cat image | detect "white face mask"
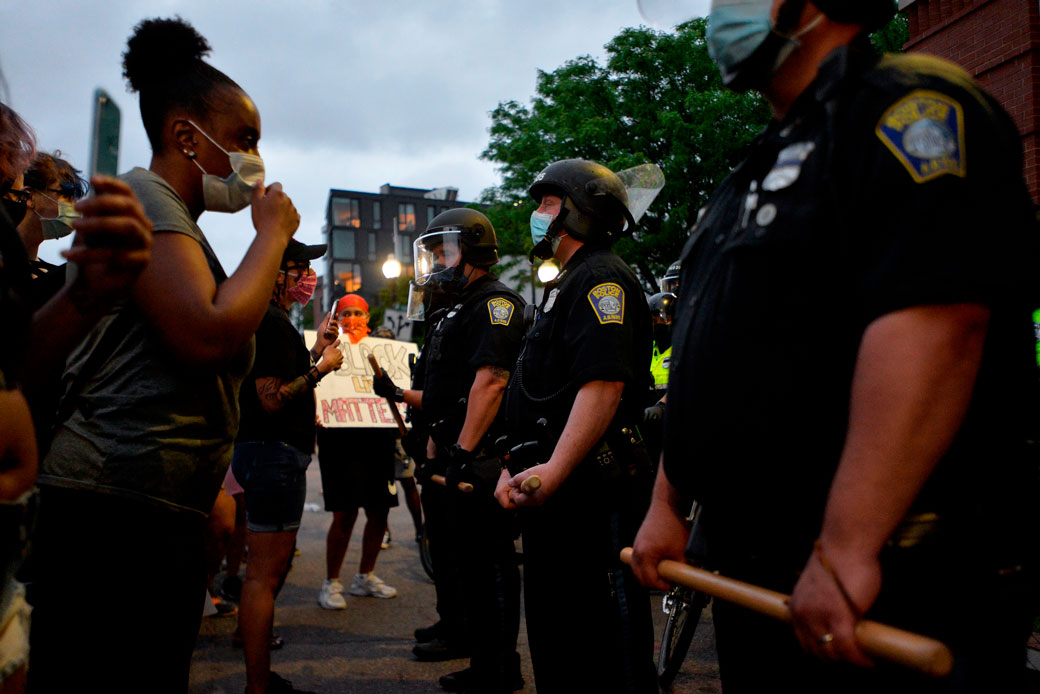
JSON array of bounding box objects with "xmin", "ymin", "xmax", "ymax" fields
[
  {"xmin": 33, "ymin": 192, "xmax": 81, "ymax": 240},
  {"xmin": 187, "ymin": 120, "xmax": 265, "ymax": 213},
  {"xmin": 40, "ymin": 200, "xmax": 81, "ymax": 239}
]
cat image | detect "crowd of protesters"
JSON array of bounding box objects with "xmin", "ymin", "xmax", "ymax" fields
[{"xmin": 4, "ymin": 4, "xmax": 1040, "ymax": 694}]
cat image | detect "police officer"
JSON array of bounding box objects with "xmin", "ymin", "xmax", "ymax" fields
[
  {"xmin": 631, "ymin": 2, "xmax": 1040, "ymax": 692},
  {"xmin": 496, "ymin": 159, "xmax": 656, "ymax": 693},
  {"xmin": 373, "ymin": 208, "xmax": 526, "ymax": 692},
  {"xmin": 642, "ymin": 291, "xmax": 675, "ymax": 461}
]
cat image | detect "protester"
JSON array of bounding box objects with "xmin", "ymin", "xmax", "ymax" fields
[
  {"xmin": 631, "ymin": 1, "xmax": 1040, "ymax": 692},
  {"xmin": 317, "ymin": 294, "xmax": 399, "ymax": 610},
  {"xmin": 28, "ymin": 16, "xmax": 299, "ymax": 693},
  {"xmin": 2, "ymin": 94, "xmax": 151, "ymax": 692},
  {"xmin": 495, "ymin": 159, "xmax": 657, "ymax": 693},
  {"xmin": 233, "ymin": 239, "xmax": 341, "ymax": 694}
]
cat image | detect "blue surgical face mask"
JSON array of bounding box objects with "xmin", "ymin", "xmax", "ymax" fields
[
  {"xmin": 707, "ymin": 0, "xmax": 822, "ymax": 89},
  {"xmin": 530, "ymin": 210, "xmax": 554, "ymax": 246}
]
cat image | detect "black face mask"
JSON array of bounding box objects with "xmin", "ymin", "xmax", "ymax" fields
[
  {"xmin": 1, "ymin": 198, "xmax": 27, "ymax": 226},
  {"xmin": 653, "ymin": 323, "xmax": 672, "ymax": 351},
  {"xmin": 427, "ymin": 263, "xmax": 468, "ymax": 294}
]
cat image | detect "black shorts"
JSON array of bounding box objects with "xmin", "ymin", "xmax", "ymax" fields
[{"xmin": 316, "ymin": 428, "xmax": 399, "ymax": 513}]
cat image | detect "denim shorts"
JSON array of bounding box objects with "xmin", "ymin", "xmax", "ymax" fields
[{"xmin": 231, "ymin": 441, "xmax": 311, "ymax": 533}]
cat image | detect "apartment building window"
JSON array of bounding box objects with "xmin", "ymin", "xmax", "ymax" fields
[
  {"xmin": 333, "ymin": 261, "xmax": 362, "ymax": 293},
  {"xmin": 395, "ymin": 233, "xmax": 413, "ymax": 263},
  {"xmin": 367, "ymin": 232, "xmax": 377, "ymax": 261},
  {"xmin": 332, "ymin": 198, "xmax": 360, "ymax": 228},
  {"xmin": 372, "ymin": 201, "xmax": 381, "ymax": 229},
  {"xmin": 332, "ymin": 229, "xmax": 355, "ymax": 260},
  {"xmin": 426, "ymin": 205, "xmax": 436, "ymax": 226},
  {"xmin": 397, "ymin": 203, "xmax": 416, "ymax": 232}
]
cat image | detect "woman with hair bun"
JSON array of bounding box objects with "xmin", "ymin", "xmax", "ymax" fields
[{"xmin": 29, "ymin": 17, "xmax": 301, "ymax": 693}]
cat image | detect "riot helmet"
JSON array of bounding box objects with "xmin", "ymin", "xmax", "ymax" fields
[
  {"xmin": 648, "ymin": 292, "xmax": 676, "ymax": 325},
  {"xmin": 527, "ymin": 159, "xmax": 636, "ymax": 259},
  {"xmin": 660, "ymin": 260, "xmax": 681, "ymax": 295},
  {"xmin": 413, "ymin": 207, "xmax": 499, "ymax": 292}
]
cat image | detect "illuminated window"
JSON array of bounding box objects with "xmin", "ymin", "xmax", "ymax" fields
[
  {"xmin": 397, "ymin": 203, "xmax": 416, "ymax": 232},
  {"xmin": 372, "ymin": 201, "xmax": 381, "ymax": 229},
  {"xmin": 332, "ymin": 229, "xmax": 355, "ymax": 260},
  {"xmin": 333, "ymin": 261, "xmax": 363, "ymax": 293},
  {"xmin": 332, "ymin": 198, "xmax": 360, "ymax": 228}
]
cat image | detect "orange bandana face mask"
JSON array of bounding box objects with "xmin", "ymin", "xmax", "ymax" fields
[{"xmin": 336, "ymin": 294, "xmax": 371, "ymax": 344}]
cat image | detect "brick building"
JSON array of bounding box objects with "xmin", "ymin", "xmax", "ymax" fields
[{"xmin": 900, "ymin": 0, "xmax": 1040, "ymax": 203}]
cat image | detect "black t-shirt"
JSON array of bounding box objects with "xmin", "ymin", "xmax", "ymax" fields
[
  {"xmin": 421, "ymin": 275, "xmax": 525, "ymax": 445},
  {"xmin": 505, "ymin": 245, "xmax": 652, "ymax": 443},
  {"xmin": 237, "ymin": 303, "xmax": 316, "ymax": 454},
  {"xmin": 663, "ymin": 42, "xmax": 1040, "ymax": 562}
]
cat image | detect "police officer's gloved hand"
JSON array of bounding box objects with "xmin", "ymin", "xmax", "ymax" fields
[
  {"xmin": 414, "ymin": 459, "xmax": 434, "ymax": 485},
  {"xmin": 444, "ymin": 444, "xmax": 476, "ymax": 495},
  {"xmin": 643, "ymin": 401, "xmax": 665, "ymax": 423},
  {"xmin": 372, "ymin": 372, "xmax": 404, "ymax": 402}
]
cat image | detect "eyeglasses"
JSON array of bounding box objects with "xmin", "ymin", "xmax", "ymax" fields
[
  {"xmin": 3, "ymin": 189, "xmax": 31, "ymax": 204},
  {"xmin": 281, "ymin": 266, "xmax": 314, "ymax": 279}
]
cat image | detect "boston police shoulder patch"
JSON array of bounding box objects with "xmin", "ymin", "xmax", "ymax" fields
[
  {"xmin": 876, "ymin": 89, "xmax": 966, "ymax": 183},
  {"xmin": 488, "ymin": 297, "xmax": 514, "ymax": 326},
  {"xmin": 587, "ymin": 282, "xmax": 625, "ymax": 325}
]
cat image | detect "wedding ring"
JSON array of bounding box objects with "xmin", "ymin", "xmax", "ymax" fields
[{"xmin": 818, "ymin": 633, "xmax": 835, "ymax": 645}]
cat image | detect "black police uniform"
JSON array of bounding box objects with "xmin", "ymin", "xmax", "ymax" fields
[
  {"xmin": 504, "ymin": 245, "xmax": 656, "ymax": 694},
  {"xmin": 419, "ymin": 274, "xmax": 525, "ymax": 689},
  {"xmin": 664, "ymin": 39, "xmax": 1040, "ymax": 692}
]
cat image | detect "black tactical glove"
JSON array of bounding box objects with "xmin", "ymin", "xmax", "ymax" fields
[
  {"xmin": 372, "ymin": 371, "xmax": 404, "ymax": 402},
  {"xmin": 643, "ymin": 401, "xmax": 665, "ymax": 423},
  {"xmin": 444, "ymin": 444, "xmax": 475, "ymax": 494},
  {"xmin": 415, "ymin": 455, "xmax": 446, "ymax": 486}
]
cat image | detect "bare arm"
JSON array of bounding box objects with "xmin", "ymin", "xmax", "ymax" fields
[
  {"xmin": 133, "ymin": 183, "xmax": 298, "ymax": 367},
  {"xmin": 254, "ymin": 340, "xmax": 342, "ymax": 415},
  {"xmin": 509, "ymin": 379, "xmax": 624, "ymax": 505},
  {"xmin": 456, "ymin": 366, "xmax": 510, "ymax": 451},
  {"xmin": 0, "ymin": 389, "xmax": 38, "ymax": 502},
  {"xmin": 789, "ymin": 303, "xmax": 989, "ymax": 665}
]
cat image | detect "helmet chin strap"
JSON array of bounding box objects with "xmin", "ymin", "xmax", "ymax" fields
[{"xmin": 530, "ymin": 204, "xmax": 571, "ymax": 261}]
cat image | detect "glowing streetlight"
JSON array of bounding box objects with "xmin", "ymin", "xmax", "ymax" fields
[
  {"xmin": 537, "ymin": 259, "xmax": 560, "ymax": 283},
  {"xmin": 382, "ymin": 254, "xmax": 402, "ymax": 279}
]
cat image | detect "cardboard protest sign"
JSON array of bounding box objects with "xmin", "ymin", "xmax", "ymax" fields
[{"xmin": 305, "ymin": 330, "xmax": 418, "ymax": 429}]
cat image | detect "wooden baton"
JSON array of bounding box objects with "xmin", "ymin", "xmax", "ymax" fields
[
  {"xmin": 618, "ymin": 548, "xmax": 953, "ymax": 678},
  {"xmin": 366, "ymin": 354, "xmax": 407, "ymax": 437},
  {"xmin": 430, "ymin": 474, "xmax": 474, "ymax": 494},
  {"xmin": 518, "ymin": 475, "xmax": 542, "ymax": 495}
]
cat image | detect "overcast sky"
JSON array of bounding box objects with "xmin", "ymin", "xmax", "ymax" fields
[{"xmin": 3, "ymin": 0, "xmax": 709, "ymax": 272}]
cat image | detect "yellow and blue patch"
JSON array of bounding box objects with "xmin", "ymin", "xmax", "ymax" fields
[
  {"xmin": 876, "ymin": 89, "xmax": 966, "ymax": 183},
  {"xmin": 587, "ymin": 283, "xmax": 625, "ymax": 325},
  {"xmin": 488, "ymin": 297, "xmax": 515, "ymax": 326}
]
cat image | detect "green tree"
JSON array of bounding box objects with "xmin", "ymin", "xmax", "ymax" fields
[
  {"xmin": 481, "ymin": 19, "xmax": 771, "ymax": 291},
  {"xmin": 871, "ymin": 12, "xmax": 910, "ymax": 54}
]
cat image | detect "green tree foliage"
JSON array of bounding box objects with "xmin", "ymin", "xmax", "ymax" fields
[
  {"xmin": 480, "ymin": 19, "xmax": 771, "ymax": 291},
  {"xmin": 871, "ymin": 12, "xmax": 910, "ymax": 54}
]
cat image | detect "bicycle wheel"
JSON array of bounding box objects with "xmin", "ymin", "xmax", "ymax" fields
[
  {"xmin": 418, "ymin": 522, "xmax": 435, "ymax": 580},
  {"xmin": 657, "ymin": 587, "xmax": 706, "ymax": 687}
]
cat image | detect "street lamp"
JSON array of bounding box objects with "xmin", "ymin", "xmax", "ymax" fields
[
  {"xmin": 537, "ymin": 258, "xmax": 560, "ymax": 283},
  {"xmin": 382, "ymin": 253, "xmax": 401, "ymax": 279}
]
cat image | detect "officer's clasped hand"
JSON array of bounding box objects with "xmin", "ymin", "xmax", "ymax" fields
[
  {"xmin": 643, "ymin": 401, "xmax": 665, "ymax": 423},
  {"xmin": 372, "ymin": 371, "xmax": 404, "ymax": 402},
  {"xmin": 444, "ymin": 444, "xmax": 476, "ymax": 494}
]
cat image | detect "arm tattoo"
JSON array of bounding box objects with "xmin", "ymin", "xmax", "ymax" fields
[{"xmin": 255, "ymin": 375, "xmax": 311, "ymax": 413}]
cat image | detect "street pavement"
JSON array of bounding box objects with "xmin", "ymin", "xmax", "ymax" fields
[{"xmin": 189, "ymin": 462, "xmax": 722, "ymax": 693}]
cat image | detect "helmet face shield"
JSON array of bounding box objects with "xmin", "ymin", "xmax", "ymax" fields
[
  {"xmin": 413, "ymin": 230, "xmax": 464, "ymax": 287},
  {"xmin": 660, "ymin": 276, "xmax": 680, "ymax": 294}
]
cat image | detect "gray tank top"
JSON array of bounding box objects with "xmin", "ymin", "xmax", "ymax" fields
[{"xmin": 40, "ymin": 168, "xmax": 255, "ymax": 516}]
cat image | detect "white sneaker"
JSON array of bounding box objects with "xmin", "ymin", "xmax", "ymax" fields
[
  {"xmin": 348, "ymin": 572, "xmax": 397, "ymax": 599},
  {"xmin": 318, "ymin": 579, "xmax": 347, "ymax": 610}
]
